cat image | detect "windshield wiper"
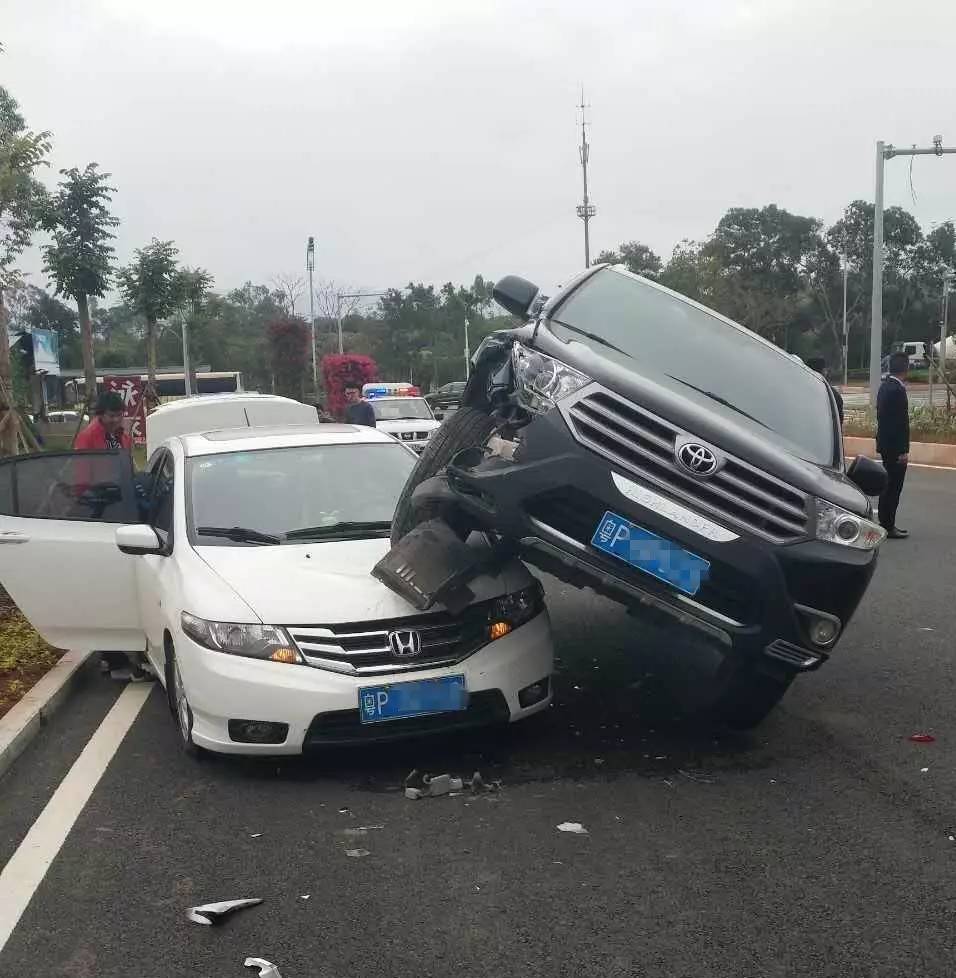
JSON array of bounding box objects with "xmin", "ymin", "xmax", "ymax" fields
[
  {"xmin": 196, "ymin": 526, "xmax": 282, "ymax": 545},
  {"xmin": 550, "ymin": 319, "xmax": 631, "ymax": 358},
  {"xmin": 664, "ymin": 376, "xmax": 772, "ymax": 430},
  {"xmin": 284, "ymin": 520, "xmax": 392, "ymax": 541}
]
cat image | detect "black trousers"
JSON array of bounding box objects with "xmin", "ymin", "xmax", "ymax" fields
[{"xmin": 879, "ymin": 455, "xmax": 908, "ymax": 530}]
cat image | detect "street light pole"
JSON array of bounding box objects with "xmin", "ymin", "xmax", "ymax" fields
[
  {"xmin": 464, "ymin": 315, "xmax": 470, "ymax": 380},
  {"xmin": 943, "ymin": 269, "xmax": 953, "ymax": 412},
  {"xmin": 182, "ymin": 312, "xmax": 193, "ymax": 397},
  {"xmin": 841, "ymin": 251, "xmax": 849, "ymax": 388},
  {"xmin": 869, "ymin": 137, "xmax": 956, "ymax": 407},
  {"xmin": 306, "ymin": 237, "xmax": 317, "ymax": 395},
  {"xmin": 336, "ymin": 293, "xmax": 343, "ymax": 355}
]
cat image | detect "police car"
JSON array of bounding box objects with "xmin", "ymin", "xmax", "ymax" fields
[{"xmin": 362, "ymin": 384, "xmax": 442, "ymax": 454}]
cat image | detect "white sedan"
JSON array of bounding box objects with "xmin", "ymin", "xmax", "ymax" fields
[{"xmin": 0, "ymin": 424, "xmax": 554, "ymax": 755}]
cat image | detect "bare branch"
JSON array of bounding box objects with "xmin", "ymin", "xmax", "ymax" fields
[{"xmin": 272, "ymin": 273, "xmax": 305, "ymax": 316}]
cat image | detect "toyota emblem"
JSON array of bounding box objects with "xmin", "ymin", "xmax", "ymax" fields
[
  {"xmin": 676, "ymin": 442, "xmax": 719, "ymax": 476},
  {"xmin": 388, "ymin": 629, "xmax": 423, "ymax": 657}
]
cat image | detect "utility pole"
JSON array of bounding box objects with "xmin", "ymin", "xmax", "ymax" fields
[
  {"xmin": 306, "ymin": 236, "xmax": 317, "ymax": 394},
  {"xmin": 841, "ymin": 250, "xmax": 849, "ymax": 388},
  {"xmin": 182, "ymin": 312, "xmax": 192, "ymax": 397},
  {"xmin": 464, "ymin": 315, "xmax": 470, "ymax": 380},
  {"xmin": 869, "ymin": 136, "xmax": 956, "ymax": 407},
  {"xmin": 575, "ymin": 89, "xmax": 596, "ymax": 268},
  {"xmin": 943, "ymin": 268, "xmax": 953, "ymax": 412}
]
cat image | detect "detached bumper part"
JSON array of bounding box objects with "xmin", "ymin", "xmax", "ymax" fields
[
  {"xmin": 245, "ymin": 959, "xmax": 284, "ymax": 978},
  {"xmin": 186, "ymin": 898, "xmax": 263, "ymax": 925}
]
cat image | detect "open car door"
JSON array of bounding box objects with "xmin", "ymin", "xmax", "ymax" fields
[{"xmin": 0, "ymin": 450, "xmax": 146, "ymax": 652}]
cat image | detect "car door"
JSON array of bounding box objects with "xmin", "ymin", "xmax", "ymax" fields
[
  {"xmin": 134, "ymin": 449, "xmax": 178, "ymax": 665},
  {"xmin": 0, "ymin": 450, "xmax": 146, "ymax": 652}
]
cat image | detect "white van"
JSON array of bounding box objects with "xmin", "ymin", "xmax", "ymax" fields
[{"xmin": 146, "ymin": 394, "xmax": 318, "ymax": 457}]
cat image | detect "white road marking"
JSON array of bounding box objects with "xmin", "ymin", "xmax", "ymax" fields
[{"xmin": 0, "ymin": 683, "xmax": 152, "ymax": 953}]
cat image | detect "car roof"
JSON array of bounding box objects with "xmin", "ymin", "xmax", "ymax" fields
[
  {"xmin": 176, "ymin": 423, "xmax": 398, "ymax": 457},
  {"xmin": 371, "ymin": 395, "xmax": 428, "ymax": 402},
  {"xmin": 150, "ymin": 393, "xmax": 301, "ymax": 418}
]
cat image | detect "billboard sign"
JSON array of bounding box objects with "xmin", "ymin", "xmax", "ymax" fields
[
  {"xmin": 104, "ymin": 375, "xmax": 147, "ymax": 445},
  {"xmin": 31, "ymin": 329, "xmax": 60, "ymax": 376}
]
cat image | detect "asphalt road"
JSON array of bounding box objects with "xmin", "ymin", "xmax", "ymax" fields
[{"xmin": 1, "ymin": 467, "xmax": 955, "ymax": 978}]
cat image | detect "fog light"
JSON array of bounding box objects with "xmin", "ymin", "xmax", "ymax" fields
[
  {"xmin": 228, "ymin": 719, "xmax": 289, "ymax": 744},
  {"xmin": 518, "ymin": 677, "xmax": 550, "ymax": 708},
  {"xmin": 489, "ymin": 621, "xmax": 512, "ymax": 641},
  {"xmin": 809, "ymin": 618, "xmax": 840, "ymax": 646},
  {"xmin": 269, "ymin": 647, "xmax": 299, "ymax": 664}
]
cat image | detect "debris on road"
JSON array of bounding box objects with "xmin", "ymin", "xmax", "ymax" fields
[
  {"xmin": 299, "ymin": 894, "xmax": 311, "ymax": 901},
  {"xmin": 556, "ymin": 822, "xmax": 588, "ymax": 835},
  {"xmin": 678, "ymin": 768, "xmax": 716, "ymax": 785},
  {"xmin": 921, "ymin": 767, "xmax": 930, "ymax": 773},
  {"xmin": 186, "ymin": 898, "xmax": 263, "ymax": 926},
  {"xmin": 345, "ymin": 848, "xmax": 371, "ymax": 858},
  {"xmin": 250, "ymin": 833, "xmax": 262, "ymax": 838},
  {"xmin": 244, "ymin": 957, "xmax": 284, "ymax": 978},
  {"xmin": 404, "ymin": 769, "xmax": 464, "ymax": 799},
  {"xmin": 909, "ymin": 733, "xmax": 936, "ymax": 743},
  {"xmin": 337, "ymin": 807, "xmax": 351, "ymax": 815}
]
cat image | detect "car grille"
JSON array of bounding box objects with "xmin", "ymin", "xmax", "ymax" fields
[
  {"xmin": 525, "ymin": 487, "xmax": 759, "ymax": 624},
  {"xmin": 304, "ymin": 690, "xmax": 510, "ymax": 746},
  {"xmin": 288, "ymin": 607, "xmax": 490, "ymax": 676},
  {"xmin": 399, "ymin": 431, "xmax": 430, "ymax": 441},
  {"xmin": 563, "ymin": 389, "xmax": 809, "ymax": 543}
]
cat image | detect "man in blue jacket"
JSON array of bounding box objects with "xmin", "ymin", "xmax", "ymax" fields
[{"xmin": 876, "ymin": 352, "xmax": 910, "ymax": 539}]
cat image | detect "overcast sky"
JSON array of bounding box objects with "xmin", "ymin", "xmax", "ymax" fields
[{"xmin": 4, "ymin": 0, "xmax": 955, "ymax": 303}]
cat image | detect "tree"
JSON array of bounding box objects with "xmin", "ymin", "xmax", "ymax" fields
[
  {"xmin": 595, "ymin": 241, "xmax": 663, "ymax": 279},
  {"xmin": 321, "ymin": 354, "xmax": 377, "ymax": 417},
  {"xmin": 0, "ymin": 80, "xmax": 49, "ymax": 451},
  {"xmin": 266, "ymin": 314, "xmax": 310, "ymax": 398},
  {"xmin": 117, "ymin": 239, "xmax": 180, "ymax": 403},
  {"xmin": 272, "ymin": 273, "xmax": 304, "ymax": 316},
  {"xmin": 42, "ymin": 164, "xmax": 117, "ymax": 420}
]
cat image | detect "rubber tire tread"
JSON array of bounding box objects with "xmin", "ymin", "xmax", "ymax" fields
[{"xmin": 390, "ymin": 407, "xmax": 496, "ymax": 544}]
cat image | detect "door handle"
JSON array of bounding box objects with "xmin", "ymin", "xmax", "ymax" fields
[{"xmin": 0, "ymin": 531, "xmax": 29, "ymax": 545}]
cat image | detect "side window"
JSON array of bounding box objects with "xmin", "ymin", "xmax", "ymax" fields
[
  {"xmin": 0, "ymin": 452, "xmax": 137, "ymax": 523},
  {"xmin": 150, "ymin": 453, "xmax": 175, "ymax": 542}
]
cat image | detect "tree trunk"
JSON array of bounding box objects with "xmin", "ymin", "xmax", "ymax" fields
[
  {"xmin": 77, "ymin": 292, "xmax": 97, "ymax": 409},
  {"xmin": 146, "ymin": 316, "xmax": 158, "ymax": 409},
  {"xmin": 0, "ymin": 286, "xmax": 18, "ymax": 455}
]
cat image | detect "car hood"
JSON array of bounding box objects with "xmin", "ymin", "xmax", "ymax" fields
[
  {"xmin": 195, "ymin": 537, "xmax": 525, "ymax": 624},
  {"xmin": 376, "ymin": 418, "xmax": 440, "ymax": 433}
]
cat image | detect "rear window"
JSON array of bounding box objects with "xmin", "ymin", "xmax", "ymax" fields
[{"xmin": 550, "ymin": 268, "xmax": 835, "ymax": 464}]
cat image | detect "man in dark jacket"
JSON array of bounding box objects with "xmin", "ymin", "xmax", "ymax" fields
[
  {"xmin": 876, "ymin": 351, "xmax": 910, "ymax": 539},
  {"xmin": 343, "ymin": 382, "xmax": 376, "ymax": 427}
]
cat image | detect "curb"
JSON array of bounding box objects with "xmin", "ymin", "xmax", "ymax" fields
[
  {"xmin": 843, "ymin": 436, "xmax": 956, "ymax": 469},
  {"xmin": 0, "ymin": 650, "xmax": 93, "ymax": 780}
]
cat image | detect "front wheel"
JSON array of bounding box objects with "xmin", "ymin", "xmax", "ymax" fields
[
  {"xmin": 390, "ymin": 406, "xmax": 496, "ymax": 544},
  {"xmin": 709, "ymin": 668, "xmax": 793, "ymax": 730},
  {"xmin": 166, "ymin": 648, "xmax": 204, "ymax": 758}
]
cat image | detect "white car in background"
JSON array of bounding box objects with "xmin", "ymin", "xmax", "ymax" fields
[
  {"xmin": 368, "ymin": 396, "xmax": 442, "ymax": 453},
  {"xmin": 0, "ymin": 424, "xmax": 553, "ymax": 756}
]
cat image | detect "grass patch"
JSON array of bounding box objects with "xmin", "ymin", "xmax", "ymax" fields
[
  {"xmin": 0, "ymin": 596, "xmax": 64, "ymax": 719},
  {"xmin": 844, "ymin": 406, "xmax": 956, "ymax": 445}
]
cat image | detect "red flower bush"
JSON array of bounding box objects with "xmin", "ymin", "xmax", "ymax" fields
[{"xmin": 321, "ymin": 354, "xmax": 378, "ymax": 418}]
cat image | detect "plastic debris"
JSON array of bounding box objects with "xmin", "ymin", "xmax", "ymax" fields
[
  {"xmin": 556, "ymin": 822, "xmax": 588, "ymax": 834},
  {"xmin": 337, "ymin": 807, "xmax": 351, "ymax": 815},
  {"xmin": 921, "ymin": 767, "xmax": 930, "ymax": 773},
  {"xmin": 244, "ymin": 958, "xmax": 284, "ymax": 978},
  {"xmin": 345, "ymin": 848, "xmax": 371, "ymax": 858},
  {"xmin": 342, "ymin": 825, "xmax": 384, "ymax": 836},
  {"xmin": 186, "ymin": 898, "xmax": 262, "ymax": 926},
  {"xmin": 300, "ymin": 894, "xmax": 311, "ymax": 901},
  {"xmin": 909, "ymin": 733, "xmax": 936, "ymax": 743},
  {"xmin": 250, "ymin": 833, "xmax": 262, "ymax": 838},
  {"xmin": 403, "ymin": 770, "xmax": 464, "ymax": 799}
]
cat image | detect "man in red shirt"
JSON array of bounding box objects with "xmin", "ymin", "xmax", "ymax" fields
[{"xmin": 75, "ymin": 391, "xmax": 132, "ymax": 451}]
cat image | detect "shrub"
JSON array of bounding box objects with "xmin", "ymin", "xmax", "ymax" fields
[{"xmin": 321, "ymin": 354, "xmax": 378, "ymax": 418}]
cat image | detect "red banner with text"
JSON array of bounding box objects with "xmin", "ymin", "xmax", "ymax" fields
[{"xmin": 104, "ymin": 376, "xmax": 147, "ymax": 445}]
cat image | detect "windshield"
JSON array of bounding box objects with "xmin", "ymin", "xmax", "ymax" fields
[
  {"xmin": 187, "ymin": 443, "xmax": 416, "ymax": 545},
  {"xmin": 550, "ymin": 268, "xmax": 834, "ymax": 464},
  {"xmin": 370, "ymin": 398, "xmax": 434, "ymax": 421}
]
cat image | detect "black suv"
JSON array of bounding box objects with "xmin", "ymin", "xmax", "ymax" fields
[
  {"xmin": 427, "ymin": 381, "xmax": 467, "ymax": 411},
  {"xmin": 375, "ymin": 265, "xmax": 887, "ymax": 727}
]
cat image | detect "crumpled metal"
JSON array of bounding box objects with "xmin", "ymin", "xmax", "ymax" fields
[{"xmin": 185, "ymin": 898, "xmax": 263, "ymax": 925}]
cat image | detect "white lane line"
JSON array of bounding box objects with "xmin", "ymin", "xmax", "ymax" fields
[{"xmin": 0, "ymin": 683, "xmax": 152, "ymax": 953}]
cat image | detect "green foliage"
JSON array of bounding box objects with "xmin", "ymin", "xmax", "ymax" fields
[
  {"xmin": 41, "ymin": 164, "xmax": 117, "ymax": 301},
  {"xmin": 844, "ymin": 406, "xmax": 956, "ymax": 445},
  {"xmin": 117, "ymin": 238, "xmax": 180, "ymax": 324},
  {"xmin": 0, "ymin": 85, "xmax": 50, "ymax": 288},
  {"xmin": 266, "ymin": 314, "xmax": 310, "ymax": 397},
  {"xmin": 595, "ymin": 241, "xmax": 663, "ymax": 279}
]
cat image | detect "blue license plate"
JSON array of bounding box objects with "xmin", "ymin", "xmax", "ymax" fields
[
  {"xmin": 358, "ymin": 675, "xmax": 468, "ymax": 724},
  {"xmin": 590, "ymin": 510, "xmax": 710, "ymax": 596}
]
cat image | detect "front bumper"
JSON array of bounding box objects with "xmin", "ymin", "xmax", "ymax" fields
[
  {"xmin": 408, "ymin": 407, "xmax": 878, "ymax": 675},
  {"xmin": 175, "ymin": 612, "xmax": 553, "ymax": 755}
]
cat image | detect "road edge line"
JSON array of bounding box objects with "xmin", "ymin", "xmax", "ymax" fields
[{"xmin": 0, "ymin": 650, "xmax": 94, "ymax": 781}]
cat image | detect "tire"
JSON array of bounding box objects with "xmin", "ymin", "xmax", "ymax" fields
[
  {"xmin": 710, "ymin": 667, "xmax": 793, "ymax": 730},
  {"xmin": 166, "ymin": 647, "xmax": 204, "ymax": 758},
  {"xmin": 390, "ymin": 406, "xmax": 497, "ymax": 544}
]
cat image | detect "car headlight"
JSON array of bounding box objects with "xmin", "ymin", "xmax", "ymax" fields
[
  {"xmin": 814, "ymin": 499, "xmax": 886, "ymax": 551},
  {"xmin": 512, "ymin": 343, "xmax": 590, "ymax": 415},
  {"xmin": 181, "ymin": 613, "xmax": 303, "ymax": 664},
  {"xmin": 486, "ymin": 581, "xmax": 545, "ymax": 640}
]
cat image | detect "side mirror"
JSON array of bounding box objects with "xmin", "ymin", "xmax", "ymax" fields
[
  {"xmin": 493, "ymin": 275, "xmax": 540, "ymax": 319},
  {"xmin": 847, "ymin": 455, "xmax": 887, "ymax": 497},
  {"xmin": 116, "ymin": 524, "xmax": 164, "ymax": 556}
]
